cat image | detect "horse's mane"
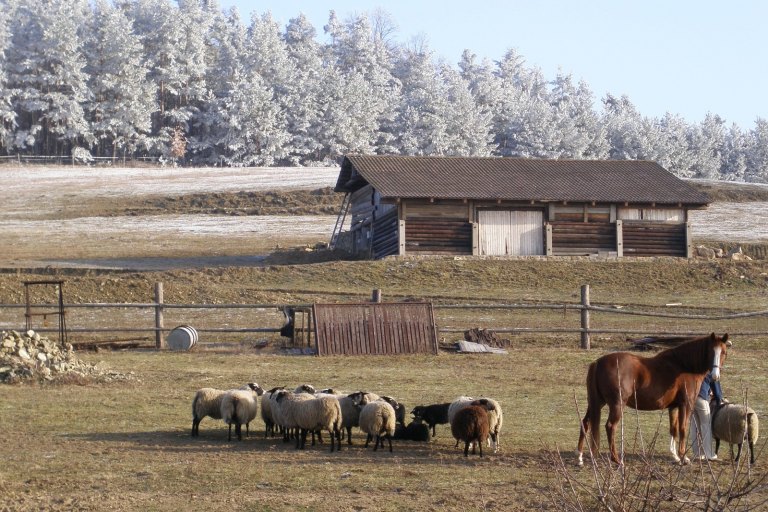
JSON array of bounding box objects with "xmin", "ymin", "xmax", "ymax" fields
[{"xmin": 655, "ymin": 334, "xmax": 716, "ymax": 374}]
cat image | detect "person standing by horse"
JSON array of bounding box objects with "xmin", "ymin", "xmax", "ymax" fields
[{"xmin": 690, "ymin": 370, "xmax": 725, "ymax": 460}]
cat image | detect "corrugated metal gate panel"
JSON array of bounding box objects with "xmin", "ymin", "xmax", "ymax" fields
[
  {"xmin": 313, "ymin": 302, "xmax": 438, "ymax": 356},
  {"xmin": 478, "ymin": 210, "xmax": 544, "ymax": 256}
]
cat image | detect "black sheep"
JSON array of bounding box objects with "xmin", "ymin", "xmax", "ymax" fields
[
  {"xmin": 393, "ymin": 421, "xmax": 430, "ymax": 442},
  {"xmin": 411, "ymin": 402, "xmax": 451, "ymax": 437}
]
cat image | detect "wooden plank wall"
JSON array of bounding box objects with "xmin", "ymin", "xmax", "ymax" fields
[
  {"xmin": 622, "ymin": 222, "xmax": 687, "ymax": 256},
  {"xmin": 371, "ymin": 209, "xmax": 399, "ymax": 259},
  {"xmin": 313, "ymin": 302, "xmax": 439, "ymax": 356},
  {"xmin": 405, "ymin": 217, "xmax": 472, "ymax": 255},
  {"xmin": 550, "ymin": 222, "xmax": 617, "ymax": 255}
]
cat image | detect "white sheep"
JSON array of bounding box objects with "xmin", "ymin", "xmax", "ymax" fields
[
  {"xmin": 294, "ymin": 383, "xmax": 317, "ymax": 394},
  {"xmin": 274, "ymin": 391, "xmax": 343, "ymax": 451},
  {"xmin": 711, "ymin": 399, "xmax": 760, "ymax": 464},
  {"xmin": 260, "ymin": 386, "xmax": 285, "ymax": 438},
  {"xmin": 191, "ymin": 382, "xmax": 260, "ymax": 437},
  {"xmin": 271, "ymin": 390, "xmax": 315, "ymax": 444},
  {"xmin": 220, "ymin": 383, "xmax": 264, "ymax": 441},
  {"xmin": 358, "ymin": 399, "xmax": 396, "ymax": 452},
  {"xmin": 447, "ymin": 396, "xmax": 475, "ymax": 425}
]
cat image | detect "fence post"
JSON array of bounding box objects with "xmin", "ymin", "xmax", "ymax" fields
[
  {"xmin": 371, "ymin": 289, "xmax": 382, "ymax": 303},
  {"xmin": 580, "ymin": 284, "xmax": 590, "ymax": 349},
  {"xmin": 155, "ymin": 282, "xmax": 164, "ymax": 349}
]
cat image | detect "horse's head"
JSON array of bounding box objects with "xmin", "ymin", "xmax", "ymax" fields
[{"xmin": 709, "ymin": 333, "xmax": 732, "ymax": 381}]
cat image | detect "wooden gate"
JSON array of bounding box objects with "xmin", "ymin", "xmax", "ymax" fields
[{"xmin": 313, "ymin": 302, "xmax": 438, "ymax": 356}]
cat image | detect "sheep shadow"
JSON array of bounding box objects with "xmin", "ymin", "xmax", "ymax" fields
[{"xmin": 63, "ymin": 428, "xmax": 517, "ymax": 464}]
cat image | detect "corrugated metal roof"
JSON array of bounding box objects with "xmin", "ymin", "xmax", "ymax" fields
[{"xmin": 335, "ymin": 155, "xmax": 710, "ymax": 205}]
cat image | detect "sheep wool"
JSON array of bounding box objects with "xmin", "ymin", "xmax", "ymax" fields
[
  {"xmin": 220, "ymin": 384, "xmax": 264, "ymax": 441},
  {"xmin": 191, "ymin": 383, "xmax": 260, "ymax": 437},
  {"xmin": 711, "ymin": 399, "xmax": 760, "ymax": 464},
  {"xmin": 451, "ymin": 405, "xmax": 490, "ymax": 457},
  {"xmin": 292, "ymin": 395, "xmax": 344, "ymax": 452},
  {"xmin": 261, "ymin": 386, "xmax": 285, "ymax": 438},
  {"xmin": 359, "ymin": 400, "xmax": 396, "ymax": 452}
]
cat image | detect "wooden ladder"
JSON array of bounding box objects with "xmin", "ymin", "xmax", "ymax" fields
[{"xmin": 329, "ymin": 192, "xmax": 350, "ymax": 249}]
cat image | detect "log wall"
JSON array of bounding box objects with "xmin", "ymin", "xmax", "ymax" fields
[
  {"xmin": 622, "ymin": 222, "xmax": 687, "ymax": 257},
  {"xmin": 404, "ymin": 217, "xmax": 473, "ymax": 255},
  {"xmin": 371, "ymin": 209, "xmax": 399, "ymax": 259},
  {"xmin": 550, "ymin": 222, "xmax": 617, "ymax": 256}
]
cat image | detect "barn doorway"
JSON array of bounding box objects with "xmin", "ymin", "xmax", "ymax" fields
[{"xmin": 478, "ymin": 209, "xmax": 544, "ymax": 256}]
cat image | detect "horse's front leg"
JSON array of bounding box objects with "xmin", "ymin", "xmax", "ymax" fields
[{"xmin": 677, "ymin": 408, "xmax": 692, "ymax": 465}]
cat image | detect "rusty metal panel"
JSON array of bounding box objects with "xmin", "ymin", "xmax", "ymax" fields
[{"xmin": 312, "ymin": 302, "xmax": 438, "ymax": 356}]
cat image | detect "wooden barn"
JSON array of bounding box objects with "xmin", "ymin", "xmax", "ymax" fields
[{"xmin": 331, "ymin": 155, "xmax": 710, "ymax": 259}]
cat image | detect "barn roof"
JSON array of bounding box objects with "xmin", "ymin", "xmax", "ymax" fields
[{"xmin": 335, "ymin": 155, "xmax": 710, "ymax": 205}]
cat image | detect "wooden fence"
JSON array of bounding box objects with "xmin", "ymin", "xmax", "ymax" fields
[{"xmin": 2, "ymin": 283, "xmax": 768, "ymax": 351}]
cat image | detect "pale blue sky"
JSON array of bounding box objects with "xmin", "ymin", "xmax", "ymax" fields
[{"xmin": 220, "ymin": 0, "xmax": 766, "ymax": 129}]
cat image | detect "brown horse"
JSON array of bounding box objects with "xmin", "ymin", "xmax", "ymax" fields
[{"xmin": 577, "ymin": 333, "xmax": 731, "ymax": 466}]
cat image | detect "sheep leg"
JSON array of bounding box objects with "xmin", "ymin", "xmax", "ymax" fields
[
  {"xmin": 345, "ymin": 426, "xmax": 353, "ymax": 445},
  {"xmin": 192, "ymin": 418, "xmax": 200, "ymax": 437},
  {"xmin": 749, "ymin": 441, "xmax": 755, "ymax": 464},
  {"xmin": 715, "ymin": 437, "xmax": 720, "ymax": 456},
  {"xmin": 364, "ymin": 434, "xmax": 372, "ymax": 448},
  {"xmin": 298, "ymin": 429, "xmax": 307, "ymax": 449},
  {"xmin": 431, "ymin": 424, "xmax": 436, "ymax": 437},
  {"xmin": 235, "ymin": 423, "xmax": 243, "ymax": 441},
  {"xmin": 373, "ymin": 435, "xmax": 380, "ymax": 452},
  {"xmin": 245, "ymin": 422, "xmax": 250, "ymax": 439},
  {"xmin": 479, "ymin": 439, "xmax": 484, "ymax": 458},
  {"xmin": 463, "ymin": 441, "xmax": 470, "ymax": 457},
  {"xmin": 735, "ymin": 443, "xmax": 743, "ymax": 462},
  {"xmin": 386, "ymin": 434, "xmax": 393, "ymax": 453}
]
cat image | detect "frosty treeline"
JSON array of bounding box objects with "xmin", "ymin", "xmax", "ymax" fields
[{"xmin": 0, "ymin": 0, "xmax": 766, "ymax": 181}]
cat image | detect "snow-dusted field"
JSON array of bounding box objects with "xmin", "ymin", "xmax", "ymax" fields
[
  {"xmin": 690, "ymin": 202, "xmax": 768, "ymax": 242},
  {"xmin": 1, "ymin": 166, "xmax": 765, "ymax": 268},
  {"xmin": 1, "ymin": 165, "xmax": 339, "ymax": 218}
]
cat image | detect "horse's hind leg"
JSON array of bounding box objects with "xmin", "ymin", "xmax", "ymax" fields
[
  {"xmin": 668, "ymin": 408, "xmax": 681, "ymax": 463},
  {"xmin": 577, "ymin": 408, "xmax": 591, "ymax": 466},
  {"xmin": 605, "ymin": 404, "xmax": 623, "ymax": 464}
]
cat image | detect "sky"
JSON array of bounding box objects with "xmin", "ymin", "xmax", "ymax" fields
[{"xmin": 219, "ymin": 0, "xmax": 766, "ymax": 129}]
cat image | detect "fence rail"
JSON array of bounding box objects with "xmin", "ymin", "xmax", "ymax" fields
[{"xmin": 3, "ymin": 283, "xmax": 768, "ymax": 349}]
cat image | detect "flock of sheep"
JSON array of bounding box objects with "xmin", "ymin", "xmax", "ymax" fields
[
  {"xmin": 190, "ymin": 382, "xmax": 758, "ymax": 463},
  {"xmin": 190, "ymin": 382, "xmax": 503, "ymax": 457}
]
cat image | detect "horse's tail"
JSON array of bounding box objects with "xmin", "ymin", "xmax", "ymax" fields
[
  {"xmin": 578, "ymin": 361, "xmax": 601, "ymax": 459},
  {"xmin": 585, "ymin": 361, "xmax": 602, "ymax": 451}
]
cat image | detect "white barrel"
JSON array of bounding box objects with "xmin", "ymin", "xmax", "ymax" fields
[{"xmin": 166, "ymin": 325, "xmax": 198, "ymax": 351}]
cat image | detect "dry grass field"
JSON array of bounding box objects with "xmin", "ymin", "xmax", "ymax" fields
[{"xmin": 2, "ymin": 167, "xmax": 768, "ymax": 511}]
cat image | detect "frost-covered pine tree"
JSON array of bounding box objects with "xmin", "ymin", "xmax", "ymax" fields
[
  {"xmin": 323, "ymin": 11, "xmax": 399, "ymax": 157},
  {"xmin": 656, "ymin": 113, "xmax": 696, "ymax": 176},
  {"xmin": 439, "ymin": 65, "xmax": 494, "ymax": 156},
  {"xmin": 602, "ymin": 93, "xmax": 661, "ymax": 162},
  {"xmin": 720, "ymin": 123, "xmax": 747, "ymax": 181},
  {"xmin": 745, "ymin": 118, "xmax": 768, "ymax": 182},
  {"xmin": 392, "ymin": 45, "xmax": 452, "ymax": 155},
  {"xmin": 215, "ymin": 69, "xmax": 288, "ymax": 166},
  {"xmin": 549, "ymin": 72, "xmax": 608, "ymax": 159},
  {"xmin": 686, "ymin": 113, "xmax": 725, "ymax": 179},
  {"xmin": 191, "ymin": 5, "xmax": 248, "ymax": 164},
  {"xmin": 84, "ymin": 0, "xmax": 154, "ymax": 161},
  {"xmin": 5, "ymin": 0, "xmax": 92, "ymax": 156},
  {"xmin": 283, "ymin": 13, "xmax": 325, "ymax": 165},
  {"xmin": 0, "ymin": 4, "xmax": 16, "ymax": 153},
  {"xmin": 126, "ymin": 0, "xmax": 210, "ymax": 161}
]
